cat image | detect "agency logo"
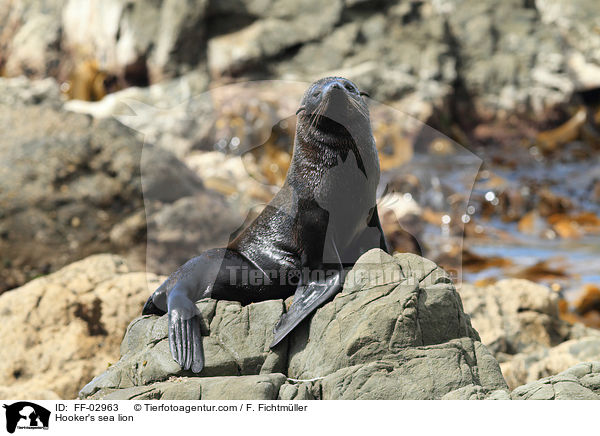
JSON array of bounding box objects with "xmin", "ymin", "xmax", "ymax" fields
[{"xmin": 2, "ymin": 402, "xmax": 50, "ymax": 433}]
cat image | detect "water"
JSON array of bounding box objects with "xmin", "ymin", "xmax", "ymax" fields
[{"xmin": 389, "ymin": 133, "xmax": 600, "ymax": 303}]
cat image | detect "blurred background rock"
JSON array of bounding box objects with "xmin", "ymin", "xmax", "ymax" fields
[{"xmin": 2, "ymin": 0, "xmax": 600, "ymax": 398}]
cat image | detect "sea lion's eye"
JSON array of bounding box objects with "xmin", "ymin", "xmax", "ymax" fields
[
  {"xmin": 312, "ymin": 91, "xmax": 321, "ymax": 97},
  {"xmin": 345, "ymin": 84, "xmax": 356, "ymax": 92}
]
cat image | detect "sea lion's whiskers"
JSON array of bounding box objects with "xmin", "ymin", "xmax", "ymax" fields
[
  {"xmin": 349, "ymin": 98, "xmax": 368, "ymax": 118},
  {"xmin": 315, "ymin": 98, "xmax": 327, "ymax": 120},
  {"xmin": 307, "ymin": 102, "xmax": 319, "ymax": 129},
  {"xmin": 310, "ymin": 98, "xmax": 327, "ymax": 130},
  {"xmin": 315, "ymin": 99, "xmax": 327, "ymax": 124}
]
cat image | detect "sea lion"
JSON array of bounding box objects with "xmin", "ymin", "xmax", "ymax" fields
[{"xmin": 142, "ymin": 76, "xmax": 389, "ymax": 373}]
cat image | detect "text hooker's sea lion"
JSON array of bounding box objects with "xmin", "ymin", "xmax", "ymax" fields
[{"xmin": 142, "ymin": 77, "xmax": 389, "ymax": 373}]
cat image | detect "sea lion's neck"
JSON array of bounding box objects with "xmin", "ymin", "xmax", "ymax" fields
[{"xmin": 286, "ymin": 119, "xmax": 378, "ymax": 196}]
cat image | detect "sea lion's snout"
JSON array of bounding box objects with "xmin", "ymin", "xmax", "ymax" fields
[
  {"xmin": 322, "ymin": 78, "xmax": 346, "ymax": 95},
  {"xmin": 298, "ymin": 76, "xmax": 367, "ymax": 127},
  {"xmin": 322, "ymin": 78, "xmax": 359, "ymax": 102},
  {"xmin": 322, "ymin": 80, "xmax": 350, "ymax": 108}
]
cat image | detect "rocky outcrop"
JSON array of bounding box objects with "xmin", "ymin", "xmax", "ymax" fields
[
  {"xmin": 63, "ymin": 71, "xmax": 211, "ymax": 158},
  {"xmin": 61, "ymin": 0, "xmax": 208, "ymax": 83},
  {"xmin": 79, "ymin": 249, "xmax": 509, "ymax": 400},
  {"xmin": 501, "ymin": 336, "xmax": 600, "ymax": 390},
  {"xmin": 459, "ymin": 279, "xmax": 600, "ymax": 389},
  {"xmin": 0, "ymin": 254, "xmax": 159, "ymax": 400},
  {"xmin": 0, "ymin": 91, "xmax": 146, "ymax": 291},
  {"xmin": 460, "ymin": 279, "xmax": 575, "ymax": 356},
  {"xmin": 86, "ymin": 374, "xmax": 288, "ymax": 400},
  {"xmin": 0, "ymin": 75, "xmax": 64, "ymax": 108},
  {"xmin": 316, "ymin": 338, "xmax": 506, "ymax": 400},
  {"xmin": 0, "ymin": 76, "xmax": 245, "ymax": 291},
  {"xmin": 537, "ymin": 0, "xmax": 600, "ymax": 90},
  {"xmin": 0, "ymin": 0, "xmax": 65, "ymax": 78},
  {"xmin": 511, "ymin": 362, "xmax": 600, "ymax": 400},
  {"xmin": 287, "ymin": 250, "xmax": 481, "ymax": 379},
  {"xmin": 3, "ymin": 0, "xmax": 599, "ymax": 120},
  {"xmin": 145, "ymin": 193, "xmax": 244, "ymax": 275},
  {"xmin": 3, "ymin": 249, "xmax": 598, "ymax": 400},
  {"xmin": 207, "ymin": 0, "xmax": 343, "ymax": 77}
]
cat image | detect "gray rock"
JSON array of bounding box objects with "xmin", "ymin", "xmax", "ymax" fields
[
  {"xmin": 81, "ymin": 249, "xmax": 508, "ymax": 400},
  {"xmin": 288, "ymin": 250, "xmax": 480, "ymax": 379},
  {"xmin": 537, "ymin": 0, "xmax": 600, "ymax": 87},
  {"xmin": 442, "ymin": 0, "xmax": 574, "ymax": 116},
  {"xmin": 61, "ymin": 0, "xmax": 208, "ymax": 82},
  {"xmin": 279, "ymin": 4, "xmax": 455, "ymax": 120},
  {"xmin": 146, "ymin": 193, "xmax": 244, "ymax": 275},
  {"xmin": 64, "ymin": 71, "xmax": 212, "ymax": 158},
  {"xmin": 511, "ymin": 362, "xmax": 600, "ymax": 400},
  {"xmin": 280, "ymin": 22, "xmax": 361, "ymax": 75},
  {"xmin": 3, "ymin": 0, "xmax": 600, "ymax": 119},
  {"xmin": 441, "ymin": 385, "xmax": 490, "ymax": 400},
  {"xmin": 208, "ymin": 0, "xmax": 335, "ymax": 19},
  {"xmin": 0, "ymin": 76, "xmax": 63, "ymax": 108},
  {"xmin": 0, "ymin": 0, "xmax": 64, "ymax": 78},
  {"xmin": 147, "ymin": 0, "xmax": 209, "ymax": 81},
  {"xmin": 207, "ymin": 0, "xmax": 343, "ymax": 76},
  {"xmin": 485, "ymin": 389, "xmax": 512, "ymax": 400},
  {"xmin": 87, "ymin": 373, "xmax": 286, "ymax": 400},
  {"xmin": 0, "ymin": 102, "xmax": 144, "ymax": 291},
  {"xmin": 319, "ymin": 338, "xmax": 507, "ymax": 400},
  {"xmin": 458, "ymin": 279, "xmax": 599, "ymax": 357},
  {"xmin": 141, "ymin": 147, "xmax": 204, "ymax": 203},
  {"xmin": 501, "ymin": 337, "xmax": 600, "ymax": 390},
  {"xmin": 277, "ymin": 381, "xmax": 317, "ymax": 400},
  {"xmin": 458, "ymin": 279, "xmax": 600, "ymax": 389},
  {"xmin": 0, "ymin": 78, "xmax": 221, "ymax": 291},
  {"xmin": 256, "ymin": 0, "xmax": 600, "ymax": 118},
  {"xmin": 79, "ymin": 299, "xmax": 288, "ymax": 398},
  {"xmin": 0, "ymin": 254, "xmax": 159, "ymax": 400}
]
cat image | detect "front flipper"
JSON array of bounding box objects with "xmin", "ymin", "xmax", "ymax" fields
[
  {"xmin": 270, "ymin": 272, "xmax": 342, "ymax": 348},
  {"xmin": 167, "ymin": 288, "xmax": 204, "ymax": 373}
]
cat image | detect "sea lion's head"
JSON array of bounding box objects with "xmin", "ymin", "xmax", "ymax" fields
[{"xmin": 296, "ymin": 76, "xmax": 370, "ymax": 132}]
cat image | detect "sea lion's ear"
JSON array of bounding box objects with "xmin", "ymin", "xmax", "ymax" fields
[
  {"xmin": 296, "ymin": 106, "xmax": 305, "ymax": 115},
  {"xmin": 360, "ymin": 91, "xmax": 370, "ymax": 98}
]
